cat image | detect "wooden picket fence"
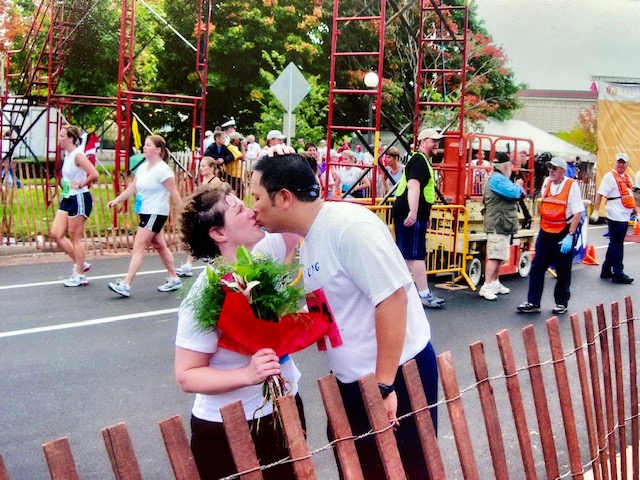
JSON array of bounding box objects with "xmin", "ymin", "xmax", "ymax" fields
[{"xmin": 0, "ymin": 296, "xmax": 638, "ymax": 479}]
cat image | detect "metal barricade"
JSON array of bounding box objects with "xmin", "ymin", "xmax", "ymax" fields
[{"xmin": 426, "ymin": 204, "xmax": 475, "ymax": 288}]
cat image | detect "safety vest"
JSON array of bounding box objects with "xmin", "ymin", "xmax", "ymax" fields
[
  {"xmin": 539, "ymin": 178, "xmax": 574, "ymax": 233},
  {"xmin": 611, "ymin": 170, "xmax": 637, "ymax": 209},
  {"xmin": 395, "ymin": 152, "xmax": 435, "ymax": 204}
]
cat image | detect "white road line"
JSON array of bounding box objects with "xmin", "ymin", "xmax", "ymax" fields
[
  {"xmin": 0, "ymin": 308, "xmax": 179, "ymax": 339},
  {"xmin": 0, "ymin": 266, "xmax": 205, "ymax": 291}
]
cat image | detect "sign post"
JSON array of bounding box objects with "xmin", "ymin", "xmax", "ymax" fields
[{"xmin": 270, "ymin": 62, "xmax": 311, "ymax": 146}]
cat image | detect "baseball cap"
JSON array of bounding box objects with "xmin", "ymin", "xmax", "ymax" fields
[
  {"xmin": 616, "ymin": 152, "xmax": 629, "ymax": 163},
  {"xmin": 417, "ymin": 128, "xmax": 443, "ymax": 141},
  {"xmin": 228, "ymin": 132, "xmax": 242, "ymax": 141},
  {"xmin": 493, "ymin": 152, "xmax": 511, "ymax": 164},
  {"xmin": 266, "ymin": 130, "xmax": 284, "ymax": 140},
  {"xmin": 204, "ymin": 130, "xmax": 213, "ymax": 137},
  {"xmin": 547, "ymin": 157, "xmax": 567, "ymax": 170}
]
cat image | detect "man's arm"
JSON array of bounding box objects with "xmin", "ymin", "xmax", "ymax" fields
[
  {"xmin": 404, "ymin": 179, "xmax": 421, "ymax": 226},
  {"xmin": 375, "ymin": 287, "xmax": 407, "ymax": 423}
]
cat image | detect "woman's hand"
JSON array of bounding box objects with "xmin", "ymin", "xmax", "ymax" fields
[
  {"xmin": 107, "ymin": 199, "xmax": 118, "ymax": 208},
  {"xmin": 244, "ymin": 348, "xmax": 281, "ymax": 385}
]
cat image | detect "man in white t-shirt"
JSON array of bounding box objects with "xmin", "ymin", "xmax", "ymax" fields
[
  {"xmin": 250, "ymin": 151, "xmax": 437, "ymax": 479},
  {"xmin": 591, "ymin": 152, "xmax": 639, "ymax": 284}
]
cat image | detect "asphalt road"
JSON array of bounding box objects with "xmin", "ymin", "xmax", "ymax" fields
[{"xmin": 1, "ymin": 223, "xmax": 638, "ymax": 479}]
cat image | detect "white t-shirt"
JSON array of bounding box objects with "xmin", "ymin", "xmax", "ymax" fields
[
  {"xmin": 597, "ymin": 171, "xmax": 634, "ymax": 222},
  {"xmin": 175, "ymin": 235, "xmax": 300, "ymax": 422},
  {"xmin": 61, "ymin": 147, "xmax": 89, "ymax": 195},
  {"xmin": 300, "ymin": 202, "xmax": 431, "ymax": 383},
  {"xmin": 541, "ymin": 177, "xmax": 585, "ymax": 218},
  {"xmin": 135, "ymin": 161, "xmax": 174, "ymax": 215},
  {"xmin": 246, "ymin": 141, "xmax": 262, "ymax": 164}
]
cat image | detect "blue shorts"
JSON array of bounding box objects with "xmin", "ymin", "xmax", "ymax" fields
[
  {"xmin": 393, "ymin": 217, "xmax": 429, "ymax": 260},
  {"xmin": 59, "ymin": 192, "xmax": 92, "ymax": 218},
  {"xmin": 139, "ymin": 214, "xmax": 168, "ymax": 234}
]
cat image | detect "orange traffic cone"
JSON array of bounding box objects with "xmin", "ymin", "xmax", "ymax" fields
[
  {"xmin": 634, "ymin": 221, "xmax": 640, "ymax": 236},
  {"xmin": 581, "ymin": 244, "xmax": 599, "ymax": 265}
]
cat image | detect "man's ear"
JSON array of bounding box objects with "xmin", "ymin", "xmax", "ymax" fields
[
  {"xmin": 209, "ymin": 226, "xmax": 226, "ymax": 243},
  {"xmin": 278, "ymin": 189, "xmax": 296, "ymax": 209}
]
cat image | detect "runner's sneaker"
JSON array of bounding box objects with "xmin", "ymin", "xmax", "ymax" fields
[
  {"xmin": 491, "ymin": 281, "xmax": 510, "ymax": 295},
  {"xmin": 478, "ymin": 284, "xmax": 497, "ymax": 300},
  {"xmin": 552, "ymin": 304, "xmax": 568, "ymax": 315},
  {"xmin": 517, "ymin": 302, "xmax": 540, "ymax": 313},
  {"xmin": 158, "ymin": 277, "xmax": 182, "ymax": 292},
  {"xmin": 64, "ymin": 274, "xmax": 88, "ymax": 287},
  {"xmin": 175, "ymin": 263, "xmax": 193, "ymax": 277},
  {"xmin": 108, "ymin": 280, "xmax": 130, "ymax": 298},
  {"xmin": 420, "ymin": 292, "xmax": 445, "ymax": 308},
  {"xmin": 83, "ymin": 262, "xmax": 92, "ymax": 272}
]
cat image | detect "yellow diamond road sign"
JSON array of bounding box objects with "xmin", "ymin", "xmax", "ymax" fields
[{"xmin": 270, "ymin": 62, "xmax": 311, "ymax": 112}]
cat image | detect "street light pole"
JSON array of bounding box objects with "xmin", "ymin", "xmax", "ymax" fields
[{"xmin": 363, "ymin": 71, "xmax": 379, "ymax": 147}]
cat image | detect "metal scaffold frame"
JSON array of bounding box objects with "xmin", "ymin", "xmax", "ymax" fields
[{"xmin": 1, "ymin": 0, "xmax": 211, "ymax": 201}]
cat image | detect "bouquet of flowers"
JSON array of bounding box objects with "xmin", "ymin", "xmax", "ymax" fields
[{"xmin": 191, "ymin": 246, "xmax": 341, "ymax": 416}]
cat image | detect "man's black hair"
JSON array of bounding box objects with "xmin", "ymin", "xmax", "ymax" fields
[{"xmin": 253, "ymin": 153, "xmax": 320, "ymax": 202}]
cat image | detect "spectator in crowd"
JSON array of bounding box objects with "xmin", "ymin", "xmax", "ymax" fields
[
  {"xmin": 317, "ymin": 139, "xmax": 328, "ymax": 166},
  {"xmin": 258, "ymin": 130, "xmax": 285, "ymax": 158},
  {"xmin": 517, "ymin": 157, "xmax": 585, "ymax": 314},
  {"xmin": 203, "ymin": 131, "xmax": 233, "ymax": 168},
  {"xmin": 50, "ymin": 124, "xmax": 99, "ymax": 287},
  {"xmin": 221, "ymin": 118, "xmax": 236, "ymax": 144},
  {"xmin": 392, "ymin": 128, "xmax": 445, "ymax": 308},
  {"xmin": 510, "ymin": 150, "xmax": 530, "ymax": 184},
  {"xmin": 335, "ymin": 149, "xmax": 370, "ymax": 198},
  {"xmin": 250, "ymin": 151, "xmax": 438, "ymax": 480},
  {"xmin": 176, "ymin": 182, "xmax": 303, "ymax": 480},
  {"xmin": 245, "ymin": 134, "xmax": 262, "ymax": 170},
  {"xmin": 202, "ymin": 130, "xmax": 214, "ymax": 151},
  {"xmin": 176, "ymin": 157, "xmax": 224, "ymax": 278},
  {"xmin": 479, "ymin": 152, "xmax": 525, "ymax": 300},
  {"xmin": 385, "ymin": 146, "xmax": 405, "ymax": 185},
  {"xmin": 320, "ymin": 149, "xmax": 340, "ymax": 198},
  {"xmin": 591, "ymin": 152, "xmax": 639, "ymax": 284},
  {"xmin": 107, "ymin": 134, "xmax": 183, "ymax": 297},
  {"xmin": 225, "ymin": 132, "xmax": 245, "ymax": 194},
  {"xmin": 565, "ymin": 156, "xmax": 578, "ymax": 179}
]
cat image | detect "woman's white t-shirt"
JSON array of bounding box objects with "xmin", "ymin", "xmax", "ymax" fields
[
  {"xmin": 61, "ymin": 147, "xmax": 89, "ymax": 196},
  {"xmin": 175, "ymin": 234, "xmax": 300, "ymax": 422},
  {"xmin": 135, "ymin": 161, "xmax": 174, "ymax": 215}
]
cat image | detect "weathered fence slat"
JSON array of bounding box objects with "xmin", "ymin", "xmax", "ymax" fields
[
  {"xmin": 611, "ymin": 302, "xmax": 629, "ymax": 480},
  {"xmin": 358, "ymin": 374, "xmax": 405, "ymax": 480},
  {"xmin": 570, "ymin": 313, "xmax": 602, "ymax": 480},
  {"xmin": 546, "ymin": 316, "xmax": 583, "ymax": 477},
  {"xmin": 469, "ymin": 341, "xmax": 509, "ymax": 480},
  {"xmin": 437, "ymin": 351, "xmax": 479, "ymax": 480},
  {"xmin": 219, "ymin": 400, "xmax": 263, "ymax": 480},
  {"xmin": 625, "ymin": 296, "xmax": 639, "ymax": 480},
  {"xmin": 522, "ymin": 324, "xmax": 560, "ymax": 479},
  {"xmin": 158, "ymin": 415, "xmax": 200, "ymax": 480},
  {"xmin": 597, "ymin": 303, "xmax": 619, "ymax": 480},
  {"xmin": 0, "ymin": 452, "xmax": 10, "ymax": 480},
  {"xmin": 402, "ymin": 360, "xmax": 446, "ymax": 479},
  {"xmin": 495, "ymin": 329, "xmax": 536, "ymax": 480},
  {"xmin": 585, "ymin": 308, "xmax": 611, "ymax": 480},
  {"xmin": 101, "ymin": 422, "xmax": 143, "ymax": 480},
  {"xmin": 42, "ymin": 437, "xmax": 80, "ymax": 480},
  {"xmin": 317, "ymin": 374, "xmax": 364, "ymax": 480},
  {"xmin": 276, "ymin": 394, "xmax": 316, "ymax": 480}
]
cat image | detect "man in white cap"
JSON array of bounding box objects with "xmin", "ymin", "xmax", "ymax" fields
[
  {"xmin": 202, "ymin": 130, "xmax": 214, "ymax": 151},
  {"xmin": 591, "ymin": 152, "xmax": 639, "ymax": 284},
  {"xmin": 258, "ymin": 130, "xmax": 284, "ymax": 158},
  {"xmin": 518, "ymin": 156, "xmax": 584, "ymax": 314},
  {"xmin": 392, "ymin": 128, "xmax": 445, "ymax": 308}
]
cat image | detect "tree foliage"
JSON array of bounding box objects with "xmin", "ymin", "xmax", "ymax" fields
[{"xmin": 5, "ymin": 0, "xmax": 523, "ymax": 145}]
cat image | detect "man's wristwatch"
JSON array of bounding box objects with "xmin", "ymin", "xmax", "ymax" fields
[{"xmin": 378, "ymin": 383, "xmax": 395, "ymax": 399}]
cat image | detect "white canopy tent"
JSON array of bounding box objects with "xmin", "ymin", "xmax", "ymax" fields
[{"xmin": 470, "ymin": 118, "xmax": 594, "ymax": 160}]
